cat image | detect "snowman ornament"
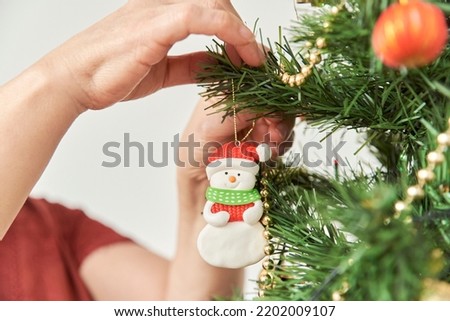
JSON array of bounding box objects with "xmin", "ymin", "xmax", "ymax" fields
[{"xmin": 197, "ymin": 141, "xmax": 271, "ymax": 269}]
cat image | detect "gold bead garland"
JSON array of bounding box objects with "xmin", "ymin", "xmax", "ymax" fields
[
  {"xmin": 421, "ymin": 278, "xmax": 450, "ymax": 300},
  {"xmin": 257, "ymin": 166, "xmax": 324, "ymax": 297},
  {"xmin": 279, "ymin": 2, "xmax": 346, "ymax": 87},
  {"xmin": 258, "ymin": 169, "xmax": 276, "ymax": 297},
  {"xmin": 279, "ymin": 37, "xmax": 326, "ymax": 87},
  {"xmin": 331, "ymin": 281, "xmax": 350, "ymax": 301},
  {"xmin": 394, "ymin": 118, "xmax": 450, "ymax": 218}
]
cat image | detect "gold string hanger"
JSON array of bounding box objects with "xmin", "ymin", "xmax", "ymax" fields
[{"xmin": 231, "ymin": 79, "xmax": 256, "ymax": 145}]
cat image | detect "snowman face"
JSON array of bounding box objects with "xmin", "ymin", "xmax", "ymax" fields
[{"xmin": 210, "ymin": 169, "xmax": 256, "ymax": 190}]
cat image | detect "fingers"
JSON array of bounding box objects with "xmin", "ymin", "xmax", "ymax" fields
[
  {"xmin": 147, "ymin": 3, "xmax": 265, "ymax": 67},
  {"xmin": 163, "ymin": 52, "xmax": 215, "ymax": 88},
  {"xmin": 124, "ymin": 51, "xmax": 217, "ymax": 97},
  {"xmin": 251, "ymin": 117, "xmax": 296, "ymax": 158},
  {"xmin": 212, "ymin": 0, "xmax": 242, "ymax": 20},
  {"xmin": 187, "ymin": 97, "xmax": 295, "ymax": 158},
  {"xmin": 206, "ymin": 0, "xmax": 255, "ymax": 67},
  {"xmin": 231, "ymin": 115, "xmax": 295, "ymax": 159},
  {"xmin": 224, "ymin": 43, "xmax": 243, "ymax": 67},
  {"xmin": 252, "ymin": 117, "xmax": 295, "ymax": 144}
]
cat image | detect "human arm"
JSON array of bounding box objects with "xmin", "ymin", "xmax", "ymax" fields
[
  {"xmin": 0, "ymin": 0, "xmax": 265, "ymax": 238},
  {"xmin": 40, "ymin": 198, "xmax": 169, "ymax": 300},
  {"xmin": 80, "ymin": 241, "xmax": 169, "ymax": 300}
]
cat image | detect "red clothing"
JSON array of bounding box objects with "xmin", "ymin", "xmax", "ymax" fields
[
  {"xmin": 0, "ymin": 198, "xmax": 129, "ymax": 300},
  {"xmin": 211, "ymin": 202, "xmax": 254, "ymax": 222}
]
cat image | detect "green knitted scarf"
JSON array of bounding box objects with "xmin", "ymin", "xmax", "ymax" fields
[{"xmin": 206, "ymin": 187, "xmax": 260, "ymax": 205}]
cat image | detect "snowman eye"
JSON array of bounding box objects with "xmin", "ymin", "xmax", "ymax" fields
[
  {"xmin": 237, "ymin": 173, "xmax": 241, "ymax": 176},
  {"xmin": 224, "ymin": 172, "xmax": 228, "ymax": 175}
]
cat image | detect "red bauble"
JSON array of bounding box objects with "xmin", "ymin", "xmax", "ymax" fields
[{"xmin": 372, "ymin": 0, "xmax": 448, "ymax": 68}]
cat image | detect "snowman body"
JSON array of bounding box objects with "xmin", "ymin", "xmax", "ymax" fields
[{"xmin": 197, "ymin": 157, "xmax": 266, "ymax": 269}]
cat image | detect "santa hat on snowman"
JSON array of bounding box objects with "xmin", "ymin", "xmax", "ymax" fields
[{"xmin": 206, "ymin": 141, "xmax": 271, "ymax": 180}]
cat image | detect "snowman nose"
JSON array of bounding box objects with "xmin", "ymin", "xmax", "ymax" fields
[{"xmin": 229, "ymin": 175, "xmax": 237, "ymax": 183}]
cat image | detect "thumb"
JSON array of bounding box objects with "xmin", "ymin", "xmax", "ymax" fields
[{"xmin": 162, "ymin": 51, "xmax": 215, "ymax": 88}]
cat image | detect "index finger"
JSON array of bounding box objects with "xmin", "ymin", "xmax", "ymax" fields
[{"xmin": 149, "ymin": 4, "xmax": 266, "ymax": 66}]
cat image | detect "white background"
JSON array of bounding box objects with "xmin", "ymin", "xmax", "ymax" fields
[{"xmin": 0, "ymin": 0, "xmax": 376, "ymax": 298}]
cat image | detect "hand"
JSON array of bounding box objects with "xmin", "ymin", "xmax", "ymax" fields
[
  {"xmin": 0, "ymin": 0, "xmax": 265, "ymax": 238},
  {"xmin": 37, "ymin": 0, "xmax": 265, "ymax": 113},
  {"xmin": 178, "ymin": 97, "xmax": 296, "ymax": 183}
]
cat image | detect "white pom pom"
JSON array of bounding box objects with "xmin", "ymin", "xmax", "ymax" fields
[{"xmin": 256, "ymin": 143, "xmax": 271, "ymax": 162}]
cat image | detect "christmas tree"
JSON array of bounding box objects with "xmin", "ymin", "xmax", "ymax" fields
[{"xmin": 198, "ymin": 0, "xmax": 450, "ymax": 300}]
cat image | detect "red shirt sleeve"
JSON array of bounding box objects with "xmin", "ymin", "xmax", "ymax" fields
[
  {"xmin": 0, "ymin": 198, "xmax": 131, "ymax": 300},
  {"xmin": 48, "ymin": 199, "xmax": 131, "ymax": 267}
]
